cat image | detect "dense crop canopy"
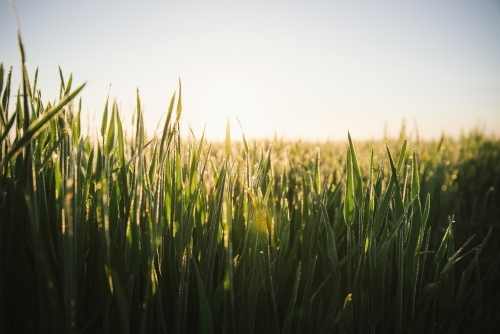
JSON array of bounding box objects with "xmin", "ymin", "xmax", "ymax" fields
[{"xmin": 1, "ymin": 35, "xmax": 499, "ymax": 333}]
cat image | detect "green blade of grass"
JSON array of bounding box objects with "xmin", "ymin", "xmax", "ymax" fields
[
  {"xmin": 175, "ymin": 78, "xmax": 182, "ymax": 123},
  {"xmin": 236, "ymin": 116, "xmax": 249, "ymax": 155},
  {"xmin": 435, "ymin": 218, "xmax": 453, "ymax": 265},
  {"xmin": 225, "ymin": 117, "xmax": 231, "ymax": 161},
  {"xmin": 347, "ymin": 132, "xmax": 363, "ymax": 208},
  {"xmin": 282, "ymin": 262, "xmax": 302, "ymax": 334},
  {"xmin": 343, "ymin": 147, "xmax": 355, "ymax": 226},
  {"xmin": 313, "ymin": 148, "xmax": 320, "ymax": 195},
  {"xmin": 320, "ymin": 202, "xmax": 340, "ymax": 272},
  {"xmin": 192, "ymin": 258, "xmax": 214, "ymax": 334},
  {"xmin": 105, "ymin": 101, "xmax": 116, "ymax": 156},
  {"xmin": 0, "ymin": 113, "xmax": 16, "ymax": 144},
  {"xmin": 1, "ymin": 83, "xmax": 86, "ymax": 167}
]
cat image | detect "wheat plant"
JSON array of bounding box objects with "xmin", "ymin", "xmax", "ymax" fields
[{"xmin": 1, "ymin": 35, "xmax": 499, "ymax": 334}]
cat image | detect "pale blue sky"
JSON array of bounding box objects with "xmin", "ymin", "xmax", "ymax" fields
[{"xmin": 1, "ymin": 0, "xmax": 499, "ymax": 141}]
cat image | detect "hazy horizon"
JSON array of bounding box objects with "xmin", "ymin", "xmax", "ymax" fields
[{"xmin": 1, "ymin": 0, "xmax": 499, "ymax": 141}]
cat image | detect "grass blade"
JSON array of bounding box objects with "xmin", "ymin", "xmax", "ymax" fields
[{"xmin": 1, "ymin": 83, "xmax": 86, "ymax": 166}]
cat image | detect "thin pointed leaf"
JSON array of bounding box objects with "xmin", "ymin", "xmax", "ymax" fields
[
  {"xmin": 344, "ymin": 147, "xmax": 355, "ymax": 226},
  {"xmin": 2, "ymin": 83, "xmax": 86, "ymax": 166}
]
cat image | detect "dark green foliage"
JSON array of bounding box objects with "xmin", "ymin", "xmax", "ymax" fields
[{"xmin": 1, "ymin": 38, "xmax": 499, "ymax": 334}]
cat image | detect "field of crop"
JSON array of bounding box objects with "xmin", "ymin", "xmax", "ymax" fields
[{"xmin": 1, "ymin": 37, "xmax": 499, "ymax": 333}]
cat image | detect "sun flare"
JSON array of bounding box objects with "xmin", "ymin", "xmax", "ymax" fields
[{"xmin": 200, "ymin": 80, "xmax": 260, "ymax": 140}]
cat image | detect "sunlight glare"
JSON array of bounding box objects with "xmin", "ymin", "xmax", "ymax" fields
[{"xmin": 200, "ymin": 80, "xmax": 260, "ymax": 140}]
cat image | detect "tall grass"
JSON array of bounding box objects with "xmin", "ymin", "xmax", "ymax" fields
[{"xmin": 1, "ymin": 35, "xmax": 499, "ymax": 333}]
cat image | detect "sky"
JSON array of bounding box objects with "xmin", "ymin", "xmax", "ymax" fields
[{"xmin": 1, "ymin": 0, "xmax": 499, "ymax": 141}]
